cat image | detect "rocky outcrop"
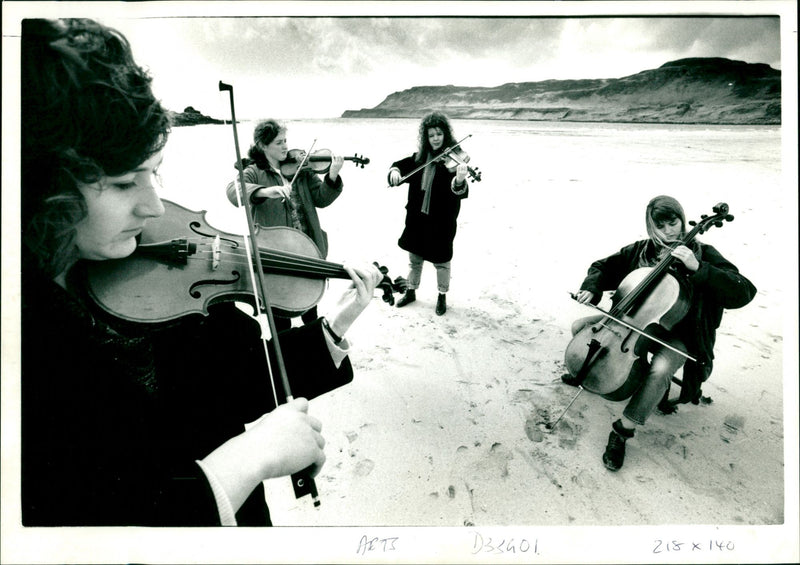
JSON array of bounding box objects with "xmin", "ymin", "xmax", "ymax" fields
[{"xmin": 169, "ymin": 106, "xmax": 224, "ymax": 127}]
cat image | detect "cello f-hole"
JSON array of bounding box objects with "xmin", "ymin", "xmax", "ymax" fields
[{"xmin": 620, "ymin": 329, "xmax": 636, "ymax": 353}]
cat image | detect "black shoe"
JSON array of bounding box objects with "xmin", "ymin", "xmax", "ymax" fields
[
  {"xmin": 561, "ymin": 373, "xmax": 582, "ymax": 387},
  {"xmin": 396, "ymin": 289, "xmax": 416, "ymax": 308},
  {"xmin": 435, "ymin": 293, "xmax": 446, "ymax": 316},
  {"xmin": 602, "ymin": 419, "xmax": 634, "ymax": 471}
]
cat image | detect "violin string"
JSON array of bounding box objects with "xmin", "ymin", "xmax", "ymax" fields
[
  {"xmin": 191, "ymin": 249, "xmax": 344, "ymax": 278},
  {"xmin": 153, "ymin": 237, "xmax": 347, "ymax": 278},
  {"xmin": 611, "ymin": 220, "xmax": 705, "ymax": 316},
  {"xmin": 188, "ymin": 244, "xmax": 348, "ymax": 279}
]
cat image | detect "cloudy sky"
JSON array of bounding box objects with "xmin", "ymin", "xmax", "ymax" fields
[{"xmin": 6, "ymin": 3, "xmax": 787, "ymax": 119}]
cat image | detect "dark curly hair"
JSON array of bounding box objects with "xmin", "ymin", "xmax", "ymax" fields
[
  {"xmin": 21, "ymin": 18, "xmax": 171, "ymax": 277},
  {"xmin": 415, "ymin": 111, "xmax": 457, "ymax": 164}
]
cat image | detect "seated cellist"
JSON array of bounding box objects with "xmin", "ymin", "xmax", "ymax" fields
[{"xmin": 564, "ymin": 195, "xmax": 756, "ymax": 471}]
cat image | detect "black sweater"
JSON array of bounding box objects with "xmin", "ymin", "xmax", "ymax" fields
[
  {"xmin": 579, "ymin": 240, "xmax": 756, "ymax": 401},
  {"xmin": 21, "ymin": 260, "xmax": 353, "ymax": 526}
]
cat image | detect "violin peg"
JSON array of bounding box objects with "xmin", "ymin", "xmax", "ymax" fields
[
  {"xmin": 688, "ymin": 220, "xmax": 697, "ymax": 227},
  {"xmin": 726, "ymin": 214, "xmax": 734, "ymax": 222}
]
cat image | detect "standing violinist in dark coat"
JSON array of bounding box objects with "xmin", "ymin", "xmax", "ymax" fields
[
  {"xmin": 565, "ymin": 195, "xmax": 756, "ymax": 471},
  {"xmin": 388, "ymin": 112, "xmax": 469, "ymax": 316},
  {"xmin": 20, "ymin": 17, "xmax": 383, "ymax": 527}
]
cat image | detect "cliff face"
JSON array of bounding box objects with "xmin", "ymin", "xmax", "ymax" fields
[{"xmin": 342, "ymin": 58, "xmax": 781, "ymax": 125}]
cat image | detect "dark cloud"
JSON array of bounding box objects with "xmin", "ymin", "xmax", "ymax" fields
[
  {"xmin": 115, "ymin": 14, "xmax": 783, "ymax": 117},
  {"xmin": 629, "ymin": 17, "xmax": 780, "ymax": 67},
  {"xmin": 182, "ymin": 16, "xmax": 780, "ymax": 76}
]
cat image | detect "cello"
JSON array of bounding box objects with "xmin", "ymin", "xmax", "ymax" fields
[{"xmin": 552, "ymin": 203, "xmax": 734, "ymax": 428}]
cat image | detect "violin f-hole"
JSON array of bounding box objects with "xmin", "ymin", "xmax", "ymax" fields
[
  {"xmin": 188, "ymin": 271, "xmax": 242, "ymax": 298},
  {"xmin": 191, "ymin": 222, "xmax": 241, "ymax": 249}
]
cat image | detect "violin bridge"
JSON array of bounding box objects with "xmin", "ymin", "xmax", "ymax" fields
[{"xmin": 212, "ymin": 235, "xmax": 221, "ymax": 271}]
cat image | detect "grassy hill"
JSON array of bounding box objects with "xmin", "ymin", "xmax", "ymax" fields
[{"xmin": 342, "ymin": 58, "xmax": 780, "ymax": 125}]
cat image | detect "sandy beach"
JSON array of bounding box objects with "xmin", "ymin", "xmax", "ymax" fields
[
  {"xmin": 248, "ymin": 121, "xmax": 791, "ymax": 537},
  {"xmin": 1, "ymin": 5, "xmax": 797, "ymax": 564},
  {"xmin": 2, "ymin": 118, "xmax": 794, "ymax": 564}
]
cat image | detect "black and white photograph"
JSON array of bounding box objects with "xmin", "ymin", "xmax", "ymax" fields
[{"xmin": 2, "ymin": 1, "xmax": 797, "ymax": 563}]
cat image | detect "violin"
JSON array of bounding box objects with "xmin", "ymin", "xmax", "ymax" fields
[
  {"xmin": 280, "ymin": 148, "xmax": 370, "ymax": 177},
  {"xmin": 562, "ymin": 203, "xmax": 734, "ymax": 401},
  {"xmin": 85, "ymin": 199, "xmax": 399, "ymax": 323},
  {"xmin": 392, "ymin": 134, "xmax": 482, "ymax": 186},
  {"xmin": 438, "ymin": 147, "xmax": 482, "ymax": 183}
]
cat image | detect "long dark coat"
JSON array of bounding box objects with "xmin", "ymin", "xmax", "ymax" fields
[
  {"xmin": 21, "ymin": 259, "xmax": 353, "ymax": 526},
  {"xmin": 579, "ymin": 239, "xmax": 756, "ymax": 402},
  {"xmin": 390, "ymin": 155, "xmax": 468, "ymax": 263}
]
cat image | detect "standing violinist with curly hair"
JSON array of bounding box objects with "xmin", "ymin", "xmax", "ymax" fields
[{"xmin": 388, "ymin": 112, "xmax": 470, "ymax": 316}]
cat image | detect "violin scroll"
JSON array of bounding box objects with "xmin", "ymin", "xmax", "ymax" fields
[
  {"xmin": 350, "ymin": 154, "xmax": 370, "ymax": 168},
  {"xmin": 373, "ymin": 262, "xmax": 409, "ymax": 306}
]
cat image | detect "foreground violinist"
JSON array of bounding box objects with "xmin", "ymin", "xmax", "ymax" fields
[
  {"xmin": 21, "ymin": 18, "xmax": 382, "ymax": 526},
  {"xmin": 388, "ymin": 112, "xmax": 470, "ymax": 316},
  {"xmin": 565, "ymin": 196, "xmax": 756, "ymax": 471}
]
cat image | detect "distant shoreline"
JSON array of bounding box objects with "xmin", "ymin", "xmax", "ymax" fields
[
  {"xmin": 175, "ymin": 116, "xmax": 779, "ymax": 127},
  {"xmin": 341, "ymin": 116, "xmax": 779, "ymax": 126}
]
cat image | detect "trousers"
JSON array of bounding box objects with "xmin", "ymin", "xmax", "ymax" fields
[
  {"xmin": 406, "ymin": 252, "xmax": 451, "ymax": 293},
  {"xmin": 572, "ymin": 314, "xmax": 686, "ymax": 425}
]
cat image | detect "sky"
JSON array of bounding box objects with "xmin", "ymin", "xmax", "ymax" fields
[
  {"xmin": 3, "ymin": 3, "xmax": 788, "ymax": 120},
  {"xmin": 112, "ymin": 13, "xmax": 782, "ymax": 120}
]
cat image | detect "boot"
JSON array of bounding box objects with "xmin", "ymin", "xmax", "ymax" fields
[
  {"xmin": 602, "ymin": 419, "xmax": 635, "ymax": 471},
  {"xmin": 435, "ymin": 293, "xmax": 447, "ymax": 316},
  {"xmin": 396, "ymin": 289, "xmax": 416, "ymax": 308}
]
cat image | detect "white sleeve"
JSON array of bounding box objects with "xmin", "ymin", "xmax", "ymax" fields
[{"xmin": 195, "ymin": 459, "xmax": 238, "ymax": 526}]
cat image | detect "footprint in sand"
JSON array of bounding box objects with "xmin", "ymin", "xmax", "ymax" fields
[
  {"xmin": 524, "ymin": 416, "xmax": 545, "ymax": 442},
  {"xmin": 721, "ymin": 414, "xmax": 745, "ymax": 443},
  {"xmin": 555, "ymin": 419, "xmax": 578, "ymax": 449},
  {"xmin": 354, "ymin": 458, "xmax": 375, "ymax": 477},
  {"xmin": 466, "ymin": 442, "xmax": 513, "ymax": 478},
  {"xmin": 724, "ymin": 414, "xmax": 745, "ymax": 431}
]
